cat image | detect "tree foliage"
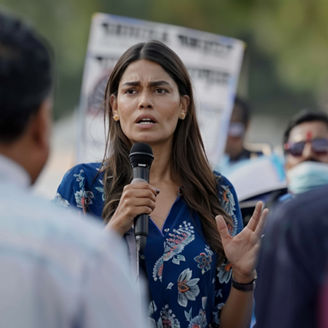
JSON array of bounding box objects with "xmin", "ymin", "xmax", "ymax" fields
[{"xmin": 1, "ymin": 0, "xmax": 327, "ymax": 118}]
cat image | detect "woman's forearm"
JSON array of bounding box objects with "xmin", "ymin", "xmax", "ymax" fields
[{"xmin": 220, "ymin": 287, "xmax": 254, "ymax": 328}]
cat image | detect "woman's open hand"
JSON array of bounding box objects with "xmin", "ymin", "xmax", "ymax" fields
[{"xmin": 216, "ymin": 201, "xmax": 268, "ymax": 282}]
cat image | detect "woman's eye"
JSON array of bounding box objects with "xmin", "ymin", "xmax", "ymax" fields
[
  {"xmin": 124, "ymin": 88, "xmax": 137, "ymax": 95},
  {"xmin": 155, "ymin": 88, "xmax": 168, "ymax": 94}
]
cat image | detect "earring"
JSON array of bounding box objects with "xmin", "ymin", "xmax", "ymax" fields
[
  {"xmin": 113, "ymin": 114, "xmax": 119, "ymax": 121},
  {"xmin": 180, "ymin": 112, "xmax": 186, "ymax": 120}
]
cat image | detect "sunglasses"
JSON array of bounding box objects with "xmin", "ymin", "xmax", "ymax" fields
[{"xmin": 284, "ymin": 138, "xmax": 328, "ymax": 157}]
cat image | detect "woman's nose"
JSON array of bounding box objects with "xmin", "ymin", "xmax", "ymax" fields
[{"xmin": 138, "ymin": 91, "xmax": 153, "ymax": 109}]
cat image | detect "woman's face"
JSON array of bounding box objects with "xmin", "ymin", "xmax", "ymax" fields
[{"xmin": 111, "ymin": 59, "xmax": 189, "ymax": 148}]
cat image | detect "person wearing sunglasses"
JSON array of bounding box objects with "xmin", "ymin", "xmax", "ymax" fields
[{"xmin": 283, "ymin": 109, "xmax": 328, "ymax": 195}]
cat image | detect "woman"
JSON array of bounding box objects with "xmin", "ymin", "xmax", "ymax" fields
[{"xmin": 57, "ymin": 40, "xmax": 267, "ymax": 328}]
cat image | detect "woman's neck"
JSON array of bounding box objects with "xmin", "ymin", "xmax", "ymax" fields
[{"xmin": 148, "ymin": 143, "xmax": 176, "ymax": 185}]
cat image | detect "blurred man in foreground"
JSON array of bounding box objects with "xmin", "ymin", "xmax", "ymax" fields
[
  {"xmin": 283, "ymin": 109, "xmax": 328, "ymax": 195},
  {"xmin": 0, "ymin": 10, "xmax": 149, "ymax": 328},
  {"xmin": 255, "ymin": 185, "xmax": 328, "ymax": 327}
]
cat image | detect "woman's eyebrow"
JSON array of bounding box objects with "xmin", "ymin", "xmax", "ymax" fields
[
  {"xmin": 122, "ymin": 80, "xmax": 172, "ymax": 87},
  {"xmin": 149, "ymin": 80, "xmax": 171, "ymax": 87},
  {"xmin": 121, "ymin": 81, "xmax": 139, "ymax": 87}
]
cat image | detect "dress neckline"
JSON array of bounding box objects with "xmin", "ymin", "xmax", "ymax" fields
[{"xmin": 149, "ymin": 194, "xmax": 181, "ymax": 235}]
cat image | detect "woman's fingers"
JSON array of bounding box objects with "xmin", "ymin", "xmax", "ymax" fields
[
  {"xmin": 255, "ymin": 207, "xmax": 269, "ymax": 237},
  {"xmin": 119, "ymin": 182, "xmax": 157, "ymax": 217},
  {"xmin": 123, "ymin": 197, "xmax": 156, "ymax": 214},
  {"xmin": 129, "ymin": 180, "xmax": 158, "ymax": 194},
  {"xmin": 246, "ymin": 201, "xmax": 264, "ymax": 231},
  {"xmin": 215, "ymin": 215, "xmax": 231, "ymax": 244},
  {"xmin": 123, "ymin": 188, "xmax": 156, "ymax": 202},
  {"xmin": 109, "ymin": 182, "xmax": 158, "ymax": 235},
  {"xmin": 247, "ymin": 201, "xmax": 269, "ymax": 237}
]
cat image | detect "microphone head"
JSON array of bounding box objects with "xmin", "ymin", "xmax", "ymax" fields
[{"xmin": 129, "ymin": 143, "xmax": 154, "ymax": 168}]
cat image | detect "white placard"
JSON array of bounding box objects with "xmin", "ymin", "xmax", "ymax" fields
[
  {"xmin": 225, "ymin": 155, "xmax": 287, "ymax": 201},
  {"xmin": 77, "ymin": 13, "xmax": 245, "ymax": 166}
]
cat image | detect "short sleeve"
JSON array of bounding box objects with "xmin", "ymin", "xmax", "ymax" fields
[
  {"xmin": 215, "ymin": 172, "xmax": 244, "ymax": 235},
  {"xmin": 55, "ymin": 162, "xmax": 104, "ymax": 218}
]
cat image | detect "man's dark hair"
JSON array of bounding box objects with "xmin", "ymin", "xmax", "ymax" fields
[
  {"xmin": 283, "ymin": 109, "xmax": 328, "ymax": 145},
  {"xmin": 234, "ymin": 96, "xmax": 250, "ymax": 125},
  {"xmin": 0, "ymin": 11, "xmax": 53, "ymax": 142}
]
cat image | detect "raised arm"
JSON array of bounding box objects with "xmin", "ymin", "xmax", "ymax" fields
[{"xmin": 217, "ymin": 201, "xmax": 268, "ymax": 328}]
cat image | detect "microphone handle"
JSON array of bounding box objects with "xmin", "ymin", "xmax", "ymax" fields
[
  {"xmin": 132, "ymin": 166, "xmax": 150, "ymax": 251},
  {"xmin": 132, "ymin": 166, "xmax": 150, "ymax": 181},
  {"xmin": 134, "ymin": 213, "xmax": 148, "ymax": 239}
]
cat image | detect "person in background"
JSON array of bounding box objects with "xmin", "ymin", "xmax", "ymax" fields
[
  {"xmin": 0, "ymin": 10, "xmax": 149, "ymax": 328},
  {"xmin": 56, "ymin": 40, "xmax": 268, "ymax": 328},
  {"xmin": 283, "ymin": 109, "xmax": 328, "ymax": 195},
  {"xmin": 220, "ymin": 96, "xmax": 266, "ymax": 170},
  {"xmin": 255, "ymin": 185, "xmax": 328, "ymax": 328},
  {"xmin": 217, "ymin": 97, "xmax": 285, "ymax": 227}
]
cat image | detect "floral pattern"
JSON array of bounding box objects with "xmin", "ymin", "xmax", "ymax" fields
[
  {"xmin": 153, "ymin": 221, "xmax": 195, "ymax": 282},
  {"xmin": 74, "ymin": 189, "xmax": 94, "ymax": 209},
  {"xmin": 217, "ymin": 261, "xmax": 232, "ymax": 284},
  {"xmin": 56, "ymin": 163, "xmax": 244, "ymax": 328},
  {"xmin": 194, "ymin": 246, "xmax": 213, "ymax": 274},
  {"xmin": 185, "ymin": 308, "xmax": 207, "ymax": 328},
  {"xmin": 95, "ymin": 178, "xmax": 105, "ymax": 201},
  {"xmin": 56, "ymin": 163, "xmax": 105, "ymax": 220},
  {"xmin": 157, "ymin": 305, "xmax": 181, "ymax": 328},
  {"xmin": 218, "ymin": 184, "xmax": 238, "ymax": 235},
  {"xmin": 177, "ymin": 268, "xmax": 200, "ymax": 307},
  {"xmin": 54, "ymin": 193, "xmax": 70, "ymax": 207}
]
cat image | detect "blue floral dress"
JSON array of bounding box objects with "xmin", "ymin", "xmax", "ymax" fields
[{"xmin": 56, "ymin": 162, "xmax": 243, "ymax": 328}]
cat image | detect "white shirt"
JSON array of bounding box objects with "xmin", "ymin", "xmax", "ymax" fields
[
  {"xmin": 0, "ymin": 154, "xmax": 150, "ymax": 328},
  {"xmin": 0, "ymin": 154, "xmax": 30, "ymax": 187}
]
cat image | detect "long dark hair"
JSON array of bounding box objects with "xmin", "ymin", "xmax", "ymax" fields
[{"xmin": 102, "ymin": 40, "xmax": 232, "ymax": 263}]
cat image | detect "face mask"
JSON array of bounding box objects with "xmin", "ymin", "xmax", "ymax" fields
[{"xmin": 287, "ymin": 161, "xmax": 328, "ymax": 194}]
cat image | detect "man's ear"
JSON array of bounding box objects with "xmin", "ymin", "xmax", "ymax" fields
[
  {"xmin": 21, "ymin": 97, "xmax": 52, "ymax": 184},
  {"xmin": 29, "ymin": 98, "xmax": 52, "ymax": 150}
]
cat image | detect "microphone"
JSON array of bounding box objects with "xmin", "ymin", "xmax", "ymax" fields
[{"xmin": 129, "ymin": 142, "xmax": 154, "ymax": 251}]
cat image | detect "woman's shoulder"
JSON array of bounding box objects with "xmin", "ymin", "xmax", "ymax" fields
[
  {"xmin": 63, "ymin": 162, "xmax": 102, "ymax": 179},
  {"xmin": 56, "ymin": 162, "xmax": 105, "ymax": 215},
  {"xmin": 213, "ymin": 170, "xmax": 243, "ymax": 234},
  {"xmin": 58, "ymin": 162, "xmax": 104, "ymax": 191},
  {"xmin": 213, "ymin": 170, "xmax": 238, "ymax": 203},
  {"xmin": 213, "ymin": 170, "xmax": 235, "ymax": 192},
  {"xmin": 58, "ymin": 162, "xmax": 101, "ymax": 186}
]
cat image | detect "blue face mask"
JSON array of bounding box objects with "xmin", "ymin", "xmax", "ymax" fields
[{"xmin": 287, "ymin": 161, "xmax": 328, "ymax": 194}]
